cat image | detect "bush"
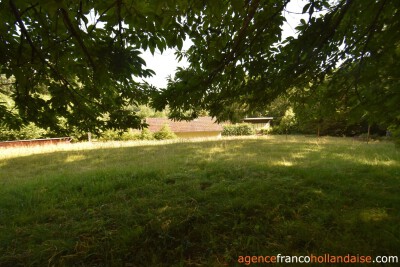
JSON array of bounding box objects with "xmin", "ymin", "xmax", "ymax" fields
[
  {"xmin": 68, "ymin": 129, "xmax": 89, "ymax": 142},
  {"xmin": 90, "ymin": 127, "xmax": 178, "ymax": 142},
  {"xmin": 99, "ymin": 129, "xmax": 122, "ymax": 141},
  {"xmin": 222, "ymin": 124, "xmax": 255, "ymax": 136},
  {"xmin": 0, "ymin": 123, "xmax": 48, "ymax": 141},
  {"xmin": 153, "ymin": 125, "xmax": 177, "ymax": 140},
  {"xmin": 100, "ymin": 129, "xmax": 156, "ymax": 141},
  {"xmin": 140, "ymin": 128, "xmax": 154, "ymax": 140},
  {"xmin": 268, "ymin": 125, "xmax": 286, "ymax": 135},
  {"xmin": 258, "ymin": 128, "xmax": 270, "ymax": 135},
  {"xmin": 388, "ymin": 124, "xmax": 400, "ymax": 148},
  {"xmin": 121, "ymin": 131, "xmax": 140, "ymax": 141},
  {"xmin": 272, "ymin": 107, "xmax": 298, "ymax": 135}
]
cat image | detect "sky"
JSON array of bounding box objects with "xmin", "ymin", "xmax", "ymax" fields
[{"xmin": 140, "ymin": 0, "xmax": 308, "ymax": 88}]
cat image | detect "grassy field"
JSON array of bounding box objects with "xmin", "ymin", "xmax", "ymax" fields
[{"xmin": 0, "ymin": 136, "xmax": 399, "ymax": 266}]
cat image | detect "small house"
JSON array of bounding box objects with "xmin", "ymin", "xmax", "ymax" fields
[
  {"xmin": 146, "ymin": 117, "xmax": 224, "ymax": 138},
  {"xmin": 242, "ymin": 117, "xmax": 273, "ymax": 131}
]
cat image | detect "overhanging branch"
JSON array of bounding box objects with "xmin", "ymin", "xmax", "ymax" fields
[
  {"xmin": 205, "ymin": 0, "xmax": 261, "ymax": 84},
  {"xmin": 354, "ymin": 0, "xmax": 388, "ymax": 103},
  {"xmin": 60, "ymin": 7, "xmax": 95, "ymax": 68},
  {"xmin": 8, "ymin": 0, "xmax": 100, "ymax": 119}
]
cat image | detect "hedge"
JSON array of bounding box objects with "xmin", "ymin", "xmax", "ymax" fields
[{"xmin": 222, "ymin": 124, "xmax": 255, "ymax": 136}]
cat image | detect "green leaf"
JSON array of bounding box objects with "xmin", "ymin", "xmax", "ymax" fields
[
  {"xmin": 302, "ymin": 3, "xmax": 311, "ymax": 14},
  {"xmin": 231, "ymin": 0, "xmax": 243, "ymax": 13}
]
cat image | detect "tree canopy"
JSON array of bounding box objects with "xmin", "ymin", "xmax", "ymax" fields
[{"xmin": 1, "ymin": 0, "xmax": 399, "ymax": 134}]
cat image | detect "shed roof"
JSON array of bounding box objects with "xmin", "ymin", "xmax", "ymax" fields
[
  {"xmin": 243, "ymin": 117, "xmax": 273, "ymax": 123},
  {"xmin": 145, "ymin": 117, "xmax": 223, "ymax": 133}
]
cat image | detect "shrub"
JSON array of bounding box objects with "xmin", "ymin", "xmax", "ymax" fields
[
  {"xmin": 121, "ymin": 131, "xmax": 140, "ymax": 141},
  {"xmin": 68, "ymin": 129, "xmax": 89, "ymax": 142},
  {"xmin": 140, "ymin": 128, "xmax": 154, "ymax": 140},
  {"xmin": 153, "ymin": 125, "xmax": 177, "ymax": 140},
  {"xmin": 222, "ymin": 124, "xmax": 255, "ymax": 136},
  {"xmin": 83, "ymin": 127, "xmax": 177, "ymax": 142},
  {"xmin": 273, "ymin": 107, "xmax": 298, "ymax": 135},
  {"xmin": 99, "ymin": 129, "xmax": 122, "ymax": 141},
  {"xmin": 0, "ymin": 123, "xmax": 48, "ymax": 141},
  {"xmin": 258, "ymin": 128, "xmax": 270, "ymax": 135},
  {"xmin": 388, "ymin": 124, "xmax": 400, "ymax": 148},
  {"xmin": 19, "ymin": 123, "xmax": 48, "ymax": 139},
  {"xmin": 268, "ymin": 125, "xmax": 285, "ymax": 135}
]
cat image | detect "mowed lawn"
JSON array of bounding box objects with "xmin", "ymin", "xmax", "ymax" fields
[{"xmin": 0, "ymin": 136, "xmax": 399, "ymax": 266}]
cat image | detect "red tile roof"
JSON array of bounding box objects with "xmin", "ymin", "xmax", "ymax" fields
[{"xmin": 145, "ymin": 117, "xmax": 223, "ymax": 133}]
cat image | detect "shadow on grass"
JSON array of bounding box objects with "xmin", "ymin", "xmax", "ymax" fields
[{"xmin": 0, "ymin": 138, "xmax": 399, "ymax": 266}]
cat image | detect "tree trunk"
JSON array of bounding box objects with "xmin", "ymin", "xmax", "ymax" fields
[
  {"xmin": 367, "ymin": 124, "xmax": 371, "ymax": 144},
  {"xmin": 317, "ymin": 124, "xmax": 320, "ymax": 138}
]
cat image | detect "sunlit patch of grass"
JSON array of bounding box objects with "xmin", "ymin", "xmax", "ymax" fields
[
  {"xmin": 273, "ymin": 157, "xmax": 295, "ymax": 166},
  {"xmin": 0, "ymin": 136, "xmax": 399, "ymax": 266},
  {"xmin": 64, "ymin": 154, "xmax": 87, "ymax": 163},
  {"xmin": 360, "ymin": 208, "xmax": 390, "ymax": 222},
  {"xmin": 0, "ymin": 139, "xmax": 185, "ymax": 160},
  {"xmin": 330, "ymin": 152, "xmax": 398, "ymax": 167}
]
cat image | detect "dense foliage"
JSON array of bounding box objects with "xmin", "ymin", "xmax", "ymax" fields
[
  {"xmin": 1, "ymin": 0, "xmax": 186, "ymax": 132},
  {"xmin": 0, "ymin": 122, "xmax": 49, "ymax": 141},
  {"xmin": 153, "ymin": 124, "xmax": 177, "ymax": 140},
  {"xmin": 222, "ymin": 124, "xmax": 255, "ymax": 136},
  {"xmin": 1, "ymin": 0, "xmax": 399, "ymax": 139},
  {"xmin": 96, "ymin": 125, "xmax": 178, "ymax": 141},
  {"xmin": 154, "ymin": 0, "xmax": 400, "ymax": 138},
  {"xmin": 98, "ymin": 125, "xmax": 176, "ymax": 141}
]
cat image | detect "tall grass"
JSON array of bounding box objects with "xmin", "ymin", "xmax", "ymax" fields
[{"xmin": 0, "ymin": 136, "xmax": 399, "ymax": 266}]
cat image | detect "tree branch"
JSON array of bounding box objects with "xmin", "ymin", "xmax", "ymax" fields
[
  {"xmin": 60, "ymin": 7, "xmax": 95, "ymax": 68},
  {"xmin": 205, "ymin": 0, "xmax": 261, "ymax": 84},
  {"xmin": 224, "ymin": 0, "xmax": 261, "ymax": 65},
  {"xmin": 8, "ymin": 0, "xmax": 99, "ymax": 119},
  {"xmin": 117, "ymin": 0, "xmax": 123, "ymax": 46},
  {"xmin": 354, "ymin": 0, "xmax": 387, "ymax": 103},
  {"xmin": 248, "ymin": 1, "xmax": 290, "ymax": 53},
  {"xmin": 88, "ymin": 1, "xmax": 117, "ymax": 35}
]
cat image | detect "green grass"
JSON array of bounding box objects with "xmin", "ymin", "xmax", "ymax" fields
[{"xmin": 0, "ymin": 136, "xmax": 399, "ymax": 266}]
